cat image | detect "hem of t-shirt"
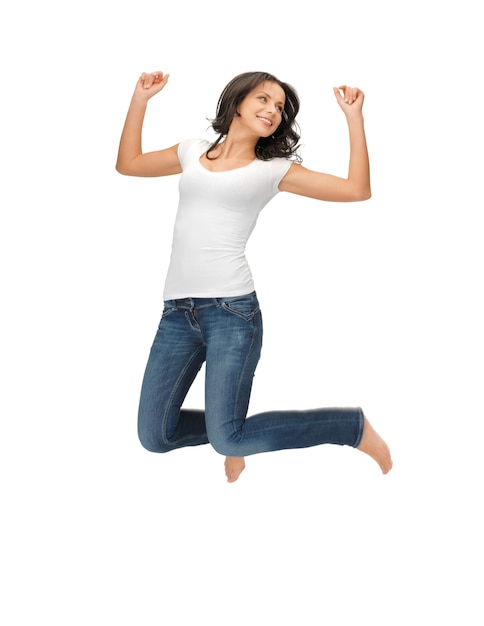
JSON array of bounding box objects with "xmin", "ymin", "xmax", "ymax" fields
[{"xmin": 163, "ymin": 286, "xmax": 257, "ymax": 301}]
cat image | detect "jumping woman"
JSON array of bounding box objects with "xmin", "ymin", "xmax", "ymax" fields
[{"xmin": 116, "ymin": 70, "xmax": 392, "ymax": 482}]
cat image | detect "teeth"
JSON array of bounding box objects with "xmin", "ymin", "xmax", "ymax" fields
[{"xmin": 257, "ymin": 117, "xmax": 272, "ymax": 126}]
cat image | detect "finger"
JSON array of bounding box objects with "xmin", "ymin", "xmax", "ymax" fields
[
  {"xmin": 145, "ymin": 73, "xmax": 156, "ymax": 89},
  {"xmin": 344, "ymin": 86, "xmax": 355, "ymax": 104},
  {"xmin": 159, "ymin": 72, "xmax": 170, "ymax": 87},
  {"xmin": 139, "ymin": 71, "xmax": 157, "ymax": 89},
  {"xmin": 145, "ymin": 71, "xmax": 169, "ymax": 90},
  {"xmin": 333, "ymin": 85, "xmax": 345, "ymax": 101},
  {"xmin": 340, "ymin": 86, "xmax": 358, "ymax": 104},
  {"xmin": 337, "ymin": 85, "xmax": 352, "ymax": 103},
  {"xmin": 349, "ymin": 87, "xmax": 364, "ymax": 104},
  {"xmin": 139, "ymin": 72, "xmax": 153, "ymax": 89}
]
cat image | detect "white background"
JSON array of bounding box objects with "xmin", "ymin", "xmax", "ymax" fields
[{"xmin": 1, "ymin": 1, "xmax": 483, "ymax": 624}]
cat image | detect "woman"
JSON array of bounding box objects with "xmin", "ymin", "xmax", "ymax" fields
[{"xmin": 116, "ymin": 70, "xmax": 392, "ymax": 482}]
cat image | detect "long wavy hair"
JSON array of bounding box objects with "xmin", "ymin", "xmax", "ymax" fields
[{"xmin": 207, "ymin": 71, "xmax": 302, "ymax": 162}]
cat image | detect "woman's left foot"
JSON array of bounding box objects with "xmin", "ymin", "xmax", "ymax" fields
[
  {"xmin": 357, "ymin": 416, "xmax": 393, "ymax": 474},
  {"xmin": 224, "ymin": 456, "xmax": 246, "ymax": 483}
]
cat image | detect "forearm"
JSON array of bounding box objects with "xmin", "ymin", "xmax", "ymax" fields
[
  {"xmin": 116, "ymin": 96, "xmax": 148, "ymax": 173},
  {"xmin": 346, "ymin": 114, "xmax": 371, "ymax": 199}
]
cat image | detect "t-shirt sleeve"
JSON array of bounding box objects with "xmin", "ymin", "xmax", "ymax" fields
[
  {"xmin": 270, "ymin": 158, "xmax": 294, "ymax": 194},
  {"xmin": 177, "ymin": 139, "xmax": 191, "ymax": 169},
  {"xmin": 177, "ymin": 138, "xmax": 210, "ymax": 170}
]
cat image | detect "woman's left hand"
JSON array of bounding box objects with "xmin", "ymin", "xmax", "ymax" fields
[{"xmin": 333, "ymin": 85, "xmax": 364, "ymax": 116}]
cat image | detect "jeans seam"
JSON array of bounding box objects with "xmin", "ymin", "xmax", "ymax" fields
[
  {"xmin": 221, "ymin": 301, "xmax": 259, "ymax": 321},
  {"xmin": 161, "ymin": 344, "xmax": 206, "ymax": 446},
  {"xmin": 232, "ymin": 313, "xmax": 261, "ymax": 441},
  {"xmin": 185, "ymin": 310, "xmax": 202, "ymax": 333}
]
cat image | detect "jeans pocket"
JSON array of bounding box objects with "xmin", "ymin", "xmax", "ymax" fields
[
  {"xmin": 161, "ymin": 303, "xmax": 176, "ymax": 319},
  {"xmin": 221, "ymin": 295, "xmax": 259, "ymax": 321}
]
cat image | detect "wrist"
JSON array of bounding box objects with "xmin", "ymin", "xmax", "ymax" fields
[
  {"xmin": 130, "ymin": 93, "xmax": 150, "ymax": 108},
  {"xmin": 345, "ymin": 111, "xmax": 364, "ymax": 125}
]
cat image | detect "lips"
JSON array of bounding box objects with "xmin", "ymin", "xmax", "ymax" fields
[{"xmin": 257, "ymin": 116, "xmax": 273, "ymax": 127}]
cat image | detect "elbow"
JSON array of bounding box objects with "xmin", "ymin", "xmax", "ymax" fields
[
  {"xmin": 115, "ymin": 160, "xmax": 131, "ymax": 176},
  {"xmin": 353, "ymin": 185, "xmax": 371, "ymax": 202}
]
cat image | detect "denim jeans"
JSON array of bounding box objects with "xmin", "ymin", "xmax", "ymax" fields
[{"xmin": 138, "ymin": 292, "xmax": 364, "ymax": 456}]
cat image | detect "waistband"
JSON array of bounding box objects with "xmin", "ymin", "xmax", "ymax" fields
[{"xmin": 165, "ymin": 292, "xmax": 257, "ymax": 309}]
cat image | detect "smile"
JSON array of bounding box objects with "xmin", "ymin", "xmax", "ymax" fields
[{"xmin": 257, "ymin": 116, "xmax": 273, "ymax": 127}]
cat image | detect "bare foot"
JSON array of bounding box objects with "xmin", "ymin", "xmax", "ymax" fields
[
  {"xmin": 224, "ymin": 456, "xmax": 246, "ymax": 483},
  {"xmin": 357, "ymin": 417, "xmax": 393, "ymax": 474}
]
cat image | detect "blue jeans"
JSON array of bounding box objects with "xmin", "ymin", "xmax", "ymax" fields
[{"xmin": 138, "ymin": 292, "xmax": 364, "ymax": 456}]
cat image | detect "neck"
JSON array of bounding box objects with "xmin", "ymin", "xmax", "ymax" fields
[{"xmin": 217, "ymin": 132, "xmax": 258, "ymax": 159}]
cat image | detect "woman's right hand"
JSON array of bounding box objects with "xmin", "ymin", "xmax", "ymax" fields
[{"xmin": 133, "ymin": 71, "xmax": 170, "ymax": 101}]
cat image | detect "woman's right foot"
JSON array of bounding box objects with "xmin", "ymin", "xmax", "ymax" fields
[
  {"xmin": 357, "ymin": 417, "xmax": 393, "ymax": 474},
  {"xmin": 224, "ymin": 456, "xmax": 246, "ymax": 483}
]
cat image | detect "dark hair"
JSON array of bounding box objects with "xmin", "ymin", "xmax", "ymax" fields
[{"xmin": 207, "ymin": 71, "xmax": 302, "ymax": 162}]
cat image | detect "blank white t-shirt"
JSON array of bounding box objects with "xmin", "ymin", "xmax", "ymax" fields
[{"xmin": 163, "ymin": 138, "xmax": 292, "ymax": 300}]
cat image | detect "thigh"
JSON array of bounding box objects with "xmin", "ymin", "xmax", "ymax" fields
[
  {"xmin": 201, "ymin": 294, "xmax": 263, "ymax": 445},
  {"xmin": 138, "ymin": 305, "xmax": 207, "ymax": 451}
]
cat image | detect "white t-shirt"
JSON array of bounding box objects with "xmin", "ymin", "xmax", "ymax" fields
[{"xmin": 163, "ymin": 138, "xmax": 293, "ymax": 300}]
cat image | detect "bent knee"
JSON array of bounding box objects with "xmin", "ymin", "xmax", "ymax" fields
[
  {"xmin": 209, "ymin": 435, "xmax": 241, "ymax": 458},
  {"xmin": 138, "ymin": 430, "xmax": 172, "ymax": 454}
]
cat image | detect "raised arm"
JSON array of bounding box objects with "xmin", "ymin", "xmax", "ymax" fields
[
  {"xmin": 115, "ymin": 72, "xmax": 182, "ymax": 177},
  {"xmin": 279, "ymin": 85, "xmax": 371, "ymax": 202}
]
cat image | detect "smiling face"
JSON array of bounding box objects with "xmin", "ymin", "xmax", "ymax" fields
[{"xmin": 234, "ymin": 81, "xmax": 286, "ymax": 138}]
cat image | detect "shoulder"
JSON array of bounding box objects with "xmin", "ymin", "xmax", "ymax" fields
[
  {"xmin": 178, "ymin": 138, "xmax": 211, "ymax": 160},
  {"xmin": 261, "ymin": 157, "xmax": 294, "ymax": 189},
  {"xmin": 253, "ymin": 156, "xmax": 292, "ymax": 173},
  {"xmin": 249, "ymin": 157, "xmax": 294, "ymax": 195},
  {"xmin": 277, "ymin": 162, "xmax": 311, "ymax": 193},
  {"xmin": 270, "ymin": 156, "xmax": 293, "ymax": 172}
]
